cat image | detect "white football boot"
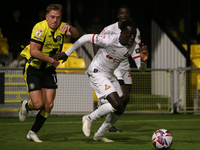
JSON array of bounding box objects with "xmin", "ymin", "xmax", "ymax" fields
[
  {"xmin": 27, "ymin": 130, "xmax": 42, "ymax": 142},
  {"xmin": 93, "ymin": 133, "xmax": 114, "ymax": 142},
  {"xmin": 82, "ymin": 115, "xmax": 92, "ymax": 137},
  {"xmin": 19, "ymin": 100, "xmax": 28, "ymax": 122}
]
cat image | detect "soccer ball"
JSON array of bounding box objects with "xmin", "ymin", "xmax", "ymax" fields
[{"xmin": 152, "ymin": 129, "xmax": 173, "ymax": 149}]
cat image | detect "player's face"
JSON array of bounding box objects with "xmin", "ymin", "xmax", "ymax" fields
[
  {"xmin": 117, "ymin": 8, "xmax": 130, "ymax": 23},
  {"xmin": 46, "ymin": 10, "xmax": 62, "ymax": 30},
  {"xmin": 120, "ymin": 26, "xmax": 136, "ymax": 46}
]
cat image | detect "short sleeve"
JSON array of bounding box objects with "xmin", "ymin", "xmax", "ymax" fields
[{"xmin": 31, "ymin": 22, "xmax": 46, "ymax": 44}]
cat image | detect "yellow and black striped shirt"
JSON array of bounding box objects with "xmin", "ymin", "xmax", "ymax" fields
[{"xmin": 21, "ymin": 20, "xmax": 67, "ymax": 70}]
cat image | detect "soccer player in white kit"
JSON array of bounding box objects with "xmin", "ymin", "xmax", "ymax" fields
[
  {"xmin": 93, "ymin": 5, "xmax": 141, "ymax": 132},
  {"xmin": 54, "ymin": 20, "xmax": 148, "ymax": 142}
]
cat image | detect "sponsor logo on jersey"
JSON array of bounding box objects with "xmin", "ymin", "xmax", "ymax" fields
[
  {"xmin": 105, "ymin": 84, "xmax": 111, "ymax": 90},
  {"xmin": 36, "ymin": 29, "xmax": 43, "ymax": 37},
  {"xmin": 33, "ymin": 36, "xmax": 41, "ymax": 40},
  {"xmin": 106, "ymin": 55, "xmax": 113, "ymax": 59},
  {"xmin": 99, "ymin": 35, "xmax": 106, "ymax": 39},
  {"xmin": 45, "ymin": 43, "xmax": 62, "ymax": 47}
]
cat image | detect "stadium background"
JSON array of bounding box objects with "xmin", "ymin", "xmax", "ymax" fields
[
  {"xmin": 1, "ymin": 0, "xmax": 200, "ymax": 67},
  {"xmin": 1, "ymin": 0, "xmax": 200, "ymax": 116},
  {"xmin": 1, "ymin": 1, "xmax": 200, "ymax": 149}
]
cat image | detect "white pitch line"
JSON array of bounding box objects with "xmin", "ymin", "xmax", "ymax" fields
[
  {"xmin": 0, "ymin": 119, "xmax": 200, "ymax": 125},
  {"xmin": 118, "ymin": 119, "xmax": 200, "ymax": 122}
]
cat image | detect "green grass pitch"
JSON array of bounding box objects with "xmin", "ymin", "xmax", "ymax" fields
[{"xmin": 0, "ymin": 114, "xmax": 200, "ymax": 150}]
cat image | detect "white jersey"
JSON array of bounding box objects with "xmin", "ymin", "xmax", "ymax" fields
[
  {"xmin": 100, "ymin": 22, "xmax": 141, "ymax": 71},
  {"xmin": 86, "ymin": 34, "xmax": 141, "ymax": 77},
  {"xmin": 65, "ymin": 33, "xmax": 146, "ymax": 99}
]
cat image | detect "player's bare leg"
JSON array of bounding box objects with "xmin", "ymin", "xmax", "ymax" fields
[
  {"xmin": 25, "ymin": 89, "xmax": 55, "ymax": 142},
  {"xmin": 107, "ymin": 84, "xmax": 132, "ymax": 132},
  {"xmin": 107, "ymin": 92, "xmax": 124, "ymax": 132},
  {"xmin": 121, "ymin": 84, "xmax": 132, "ymax": 107}
]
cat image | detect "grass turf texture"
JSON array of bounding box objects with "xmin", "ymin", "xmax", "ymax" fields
[{"xmin": 0, "ymin": 114, "xmax": 200, "ymax": 150}]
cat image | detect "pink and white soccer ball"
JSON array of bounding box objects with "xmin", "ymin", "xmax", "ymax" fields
[{"xmin": 152, "ymin": 129, "xmax": 173, "ymax": 149}]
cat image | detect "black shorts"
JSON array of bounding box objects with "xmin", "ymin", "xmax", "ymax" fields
[{"xmin": 24, "ymin": 65, "xmax": 58, "ymax": 92}]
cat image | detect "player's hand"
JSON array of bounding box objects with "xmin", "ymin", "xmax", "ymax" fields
[
  {"xmin": 52, "ymin": 59, "xmax": 60, "ymax": 68},
  {"xmin": 53, "ymin": 52, "xmax": 68, "ymax": 63},
  {"xmin": 140, "ymin": 43, "xmax": 149, "ymax": 62},
  {"xmin": 59, "ymin": 24, "xmax": 72, "ymax": 36}
]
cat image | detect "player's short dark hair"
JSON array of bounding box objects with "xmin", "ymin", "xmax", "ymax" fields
[
  {"xmin": 117, "ymin": 5, "xmax": 130, "ymax": 14},
  {"xmin": 46, "ymin": 4, "xmax": 63, "ymax": 14},
  {"xmin": 120, "ymin": 20, "xmax": 137, "ymax": 31}
]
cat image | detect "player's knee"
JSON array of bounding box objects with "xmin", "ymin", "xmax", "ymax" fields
[
  {"xmin": 115, "ymin": 104, "xmax": 125, "ymax": 115},
  {"xmin": 45, "ymin": 102, "xmax": 54, "ymax": 111},
  {"xmin": 111, "ymin": 101, "xmax": 124, "ymax": 115},
  {"xmin": 114, "ymin": 107, "xmax": 125, "ymax": 115},
  {"xmin": 111, "ymin": 100, "xmax": 120, "ymax": 110},
  {"xmin": 33, "ymin": 102, "xmax": 43, "ymax": 110},
  {"xmin": 107, "ymin": 92, "xmax": 123, "ymax": 113}
]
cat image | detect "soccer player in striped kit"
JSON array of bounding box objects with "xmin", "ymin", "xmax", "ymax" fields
[{"xmin": 19, "ymin": 4, "xmax": 79, "ymax": 142}]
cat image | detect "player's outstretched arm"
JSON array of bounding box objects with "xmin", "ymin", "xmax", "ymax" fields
[
  {"xmin": 53, "ymin": 34, "xmax": 94, "ymax": 62},
  {"xmin": 53, "ymin": 52, "xmax": 68, "ymax": 63},
  {"xmin": 30, "ymin": 41, "xmax": 60, "ymax": 67}
]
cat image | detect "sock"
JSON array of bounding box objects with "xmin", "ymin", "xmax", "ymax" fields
[
  {"xmin": 99, "ymin": 98, "xmax": 109, "ymax": 105},
  {"xmin": 31, "ymin": 110, "xmax": 49, "ymax": 133},
  {"xmin": 109, "ymin": 113, "xmax": 121, "ymax": 125},
  {"xmin": 25, "ymin": 100, "xmax": 31, "ymax": 111},
  {"xmin": 95, "ymin": 113, "xmax": 121, "ymax": 137},
  {"xmin": 88, "ymin": 103, "xmax": 116, "ymax": 121}
]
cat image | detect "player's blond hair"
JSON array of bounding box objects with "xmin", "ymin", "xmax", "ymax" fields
[{"xmin": 46, "ymin": 4, "xmax": 63, "ymax": 14}]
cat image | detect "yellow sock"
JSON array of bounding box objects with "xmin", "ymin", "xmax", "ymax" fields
[
  {"xmin": 40, "ymin": 109, "xmax": 50, "ymax": 118},
  {"xmin": 25, "ymin": 100, "xmax": 32, "ymax": 111}
]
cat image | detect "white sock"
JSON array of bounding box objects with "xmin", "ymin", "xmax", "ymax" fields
[
  {"xmin": 95, "ymin": 113, "xmax": 121, "ymax": 137},
  {"xmin": 88, "ymin": 103, "xmax": 116, "ymax": 121},
  {"xmin": 109, "ymin": 113, "xmax": 121, "ymax": 125},
  {"xmin": 99, "ymin": 98, "xmax": 109, "ymax": 105}
]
